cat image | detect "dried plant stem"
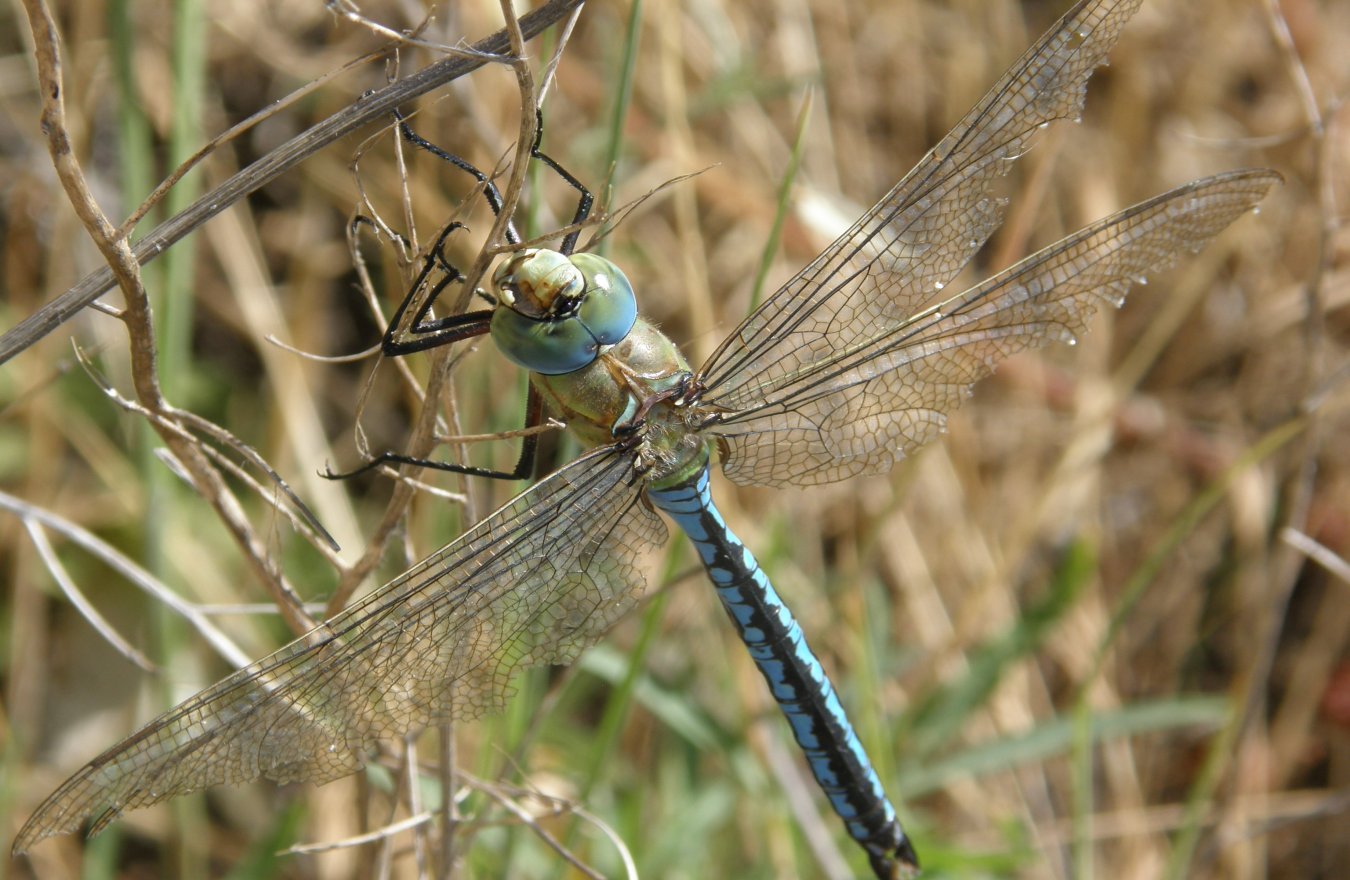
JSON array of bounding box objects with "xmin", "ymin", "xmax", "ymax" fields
[{"xmin": 19, "ymin": 0, "xmax": 316, "ymax": 637}]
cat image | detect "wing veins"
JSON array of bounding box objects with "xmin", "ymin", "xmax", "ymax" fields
[
  {"xmin": 14, "ymin": 446, "xmax": 654, "ymax": 850},
  {"xmin": 698, "ymin": 0, "xmax": 1138, "ymax": 391}
]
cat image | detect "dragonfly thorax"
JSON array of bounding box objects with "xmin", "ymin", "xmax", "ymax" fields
[{"xmin": 490, "ymin": 249, "xmax": 639, "ymax": 375}]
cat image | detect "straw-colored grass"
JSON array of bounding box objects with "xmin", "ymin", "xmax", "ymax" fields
[{"xmin": 1, "ymin": 1, "xmax": 1345, "ymax": 878}]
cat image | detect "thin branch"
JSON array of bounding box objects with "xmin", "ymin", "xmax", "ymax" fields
[
  {"xmin": 477, "ymin": 785, "xmax": 608, "ymax": 880},
  {"xmin": 80, "ymin": 346, "xmax": 344, "ymax": 558},
  {"xmin": 20, "ymin": 0, "xmax": 317, "ymax": 638},
  {"xmin": 0, "ymin": 489, "xmax": 251, "ymax": 669},
  {"xmin": 282, "ymin": 811, "xmax": 436, "ymax": 855},
  {"xmin": 1280, "ymin": 527, "xmax": 1350, "ymax": 585},
  {"xmin": 23, "ymin": 520, "xmax": 157, "ymax": 672}
]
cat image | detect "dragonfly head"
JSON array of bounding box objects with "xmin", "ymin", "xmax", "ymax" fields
[
  {"xmin": 490, "ymin": 249, "xmax": 638, "ymax": 375},
  {"xmin": 493, "ymin": 248, "xmax": 584, "ymax": 318}
]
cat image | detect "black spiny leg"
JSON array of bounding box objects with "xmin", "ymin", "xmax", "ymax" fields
[
  {"xmin": 396, "ymin": 113, "xmax": 523, "ymax": 247},
  {"xmin": 523, "ymin": 108, "xmax": 594, "ymax": 257},
  {"xmin": 397, "ymin": 107, "xmax": 594, "ymax": 256},
  {"xmin": 380, "ymin": 220, "xmax": 495, "ymax": 356},
  {"xmin": 325, "ymin": 383, "xmax": 548, "ymax": 482}
]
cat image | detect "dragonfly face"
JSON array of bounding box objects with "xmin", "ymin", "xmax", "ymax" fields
[{"xmin": 490, "ymin": 248, "xmax": 639, "ymax": 375}]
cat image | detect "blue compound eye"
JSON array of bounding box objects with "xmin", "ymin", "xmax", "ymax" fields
[
  {"xmin": 491, "ymin": 307, "xmax": 600, "ymax": 374},
  {"xmin": 569, "ymin": 253, "xmax": 637, "ymax": 346},
  {"xmin": 491, "ymin": 250, "xmax": 638, "ymax": 375}
]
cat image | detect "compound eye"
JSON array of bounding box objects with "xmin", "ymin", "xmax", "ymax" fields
[
  {"xmin": 490, "ymin": 306, "xmax": 600, "ymax": 374},
  {"xmin": 569, "ymin": 253, "xmax": 637, "ymax": 346}
]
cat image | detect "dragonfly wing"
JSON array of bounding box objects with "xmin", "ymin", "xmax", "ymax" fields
[
  {"xmin": 15, "ymin": 445, "xmax": 663, "ymax": 851},
  {"xmin": 705, "ymin": 171, "xmax": 1279, "ymax": 487},
  {"xmin": 698, "ymin": 0, "xmax": 1143, "ymax": 410}
]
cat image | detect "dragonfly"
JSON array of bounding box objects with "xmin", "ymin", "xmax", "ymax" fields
[{"xmin": 15, "ymin": 1, "xmax": 1278, "ymax": 877}]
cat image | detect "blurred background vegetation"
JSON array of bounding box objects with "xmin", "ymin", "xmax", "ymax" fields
[{"xmin": 0, "ymin": 0, "xmax": 1345, "ymax": 877}]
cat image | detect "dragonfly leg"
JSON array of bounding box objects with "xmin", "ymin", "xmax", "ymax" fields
[
  {"xmin": 396, "ymin": 111, "xmax": 521, "ymax": 246},
  {"xmin": 348, "ymin": 215, "xmax": 497, "ymax": 356},
  {"xmin": 398, "ymin": 108, "xmax": 594, "ymax": 255},
  {"xmin": 377, "ymin": 221, "xmax": 500, "ymax": 356},
  {"xmin": 524, "ymin": 107, "xmax": 594, "ymax": 257},
  {"xmin": 325, "ymin": 384, "xmax": 550, "ymax": 482}
]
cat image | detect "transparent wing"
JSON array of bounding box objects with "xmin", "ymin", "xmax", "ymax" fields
[
  {"xmin": 15, "ymin": 445, "xmax": 663, "ymax": 851},
  {"xmin": 696, "ymin": 1, "xmax": 1140, "ymax": 454},
  {"xmin": 704, "ymin": 171, "xmax": 1279, "ymax": 487}
]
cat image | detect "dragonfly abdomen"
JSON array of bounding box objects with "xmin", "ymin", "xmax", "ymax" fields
[{"xmin": 647, "ymin": 464, "xmax": 918, "ymax": 878}]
